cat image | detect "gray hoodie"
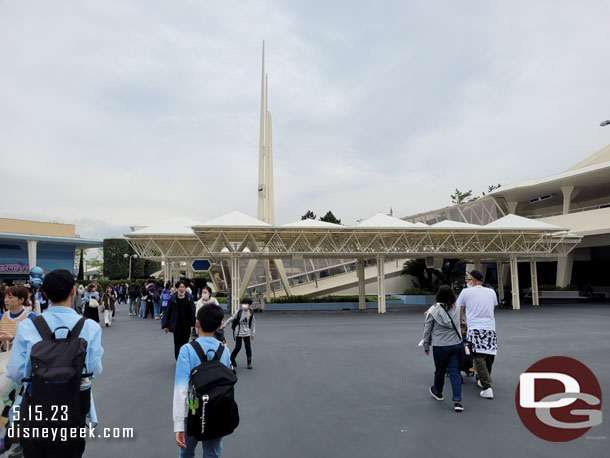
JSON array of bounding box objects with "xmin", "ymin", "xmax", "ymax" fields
[{"xmin": 422, "ymin": 303, "xmax": 462, "ymax": 351}]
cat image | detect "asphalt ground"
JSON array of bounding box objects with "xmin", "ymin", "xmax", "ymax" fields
[{"xmin": 84, "ymin": 302, "xmax": 610, "ymax": 458}]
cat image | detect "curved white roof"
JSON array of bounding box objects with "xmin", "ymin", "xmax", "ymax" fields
[
  {"xmin": 485, "ymin": 214, "xmax": 565, "ymax": 230},
  {"xmin": 357, "ymin": 213, "xmax": 417, "ymax": 228},
  {"xmin": 431, "ymin": 220, "xmax": 482, "ymax": 229},
  {"xmin": 130, "ymin": 217, "xmax": 202, "ymax": 235},
  {"xmin": 283, "ymin": 219, "xmax": 344, "ymax": 228},
  {"xmin": 197, "ymin": 211, "xmax": 270, "ymax": 227}
]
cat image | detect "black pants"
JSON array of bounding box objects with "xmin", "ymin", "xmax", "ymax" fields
[
  {"xmin": 231, "ymin": 336, "xmax": 252, "ymax": 363},
  {"xmin": 22, "ymin": 433, "xmax": 86, "ymax": 458},
  {"xmin": 174, "ymin": 327, "xmax": 191, "ymax": 360}
]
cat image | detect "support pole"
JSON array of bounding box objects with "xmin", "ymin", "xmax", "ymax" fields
[
  {"xmin": 239, "ymin": 259, "xmax": 259, "ymax": 298},
  {"xmin": 357, "ymin": 259, "xmax": 366, "ymax": 310},
  {"xmin": 377, "ymin": 256, "xmax": 386, "ymax": 313},
  {"xmin": 530, "ymin": 258, "xmax": 539, "ymax": 306},
  {"xmin": 509, "ymin": 254, "xmax": 520, "ymax": 310},
  {"xmin": 497, "ymin": 261, "xmax": 505, "ymax": 302},
  {"xmin": 231, "ymin": 257, "xmax": 240, "ymax": 314},
  {"xmin": 27, "ymin": 240, "xmax": 38, "ymax": 269},
  {"xmin": 265, "ymin": 259, "xmax": 271, "ymax": 300},
  {"xmin": 273, "ymin": 259, "xmax": 292, "ymax": 296}
]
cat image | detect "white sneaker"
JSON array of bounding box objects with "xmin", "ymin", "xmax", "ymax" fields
[{"xmin": 480, "ymin": 388, "xmax": 494, "ymax": 399}]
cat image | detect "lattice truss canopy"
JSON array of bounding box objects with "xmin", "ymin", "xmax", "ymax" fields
[{"xmin": 125, "ymin": 226, "xmax": 581, "ymax": 262}]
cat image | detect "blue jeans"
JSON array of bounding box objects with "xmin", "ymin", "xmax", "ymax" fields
[
  {"xmin": 139, "ymin": 300, "xmax": 148, "ymax": 317},
  {"xmin": 432, "ymin": 343, "xmax": 462, "ymax": 402},
  {"xmin": 153, "ymin": 299, "xmax": 162, "ymax": 316},
  {"xmin": 180, "ymin": 430, "xmax": 222, "ymax": 458}
]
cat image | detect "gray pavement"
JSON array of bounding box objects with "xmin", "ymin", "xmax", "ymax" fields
[{"xmin": 85, "ymin": 302, "xmax": 610, "ymax": 458}]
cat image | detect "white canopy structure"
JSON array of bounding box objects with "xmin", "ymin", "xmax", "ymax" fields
[{"xmin": 125, "ymin": 210, "xmax": 581, "ymax": 313}]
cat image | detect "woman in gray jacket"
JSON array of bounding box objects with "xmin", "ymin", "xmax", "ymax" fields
[{"xmin": 422, "ymin": 285, "xmax": 464, "ymax": 412}]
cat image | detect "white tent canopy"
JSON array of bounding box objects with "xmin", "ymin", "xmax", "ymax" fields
[
  {"xmin": 198, "ymin": 211, "xmax": 270, "ymax": 227},
  {"xmin": 282, "ymin": 219, "xmax": 344, "ymax": 228},
  {"xmin": 131, "ymin": 217, "xmax": 203, "ymax": 235},
  {"xmin": 485, "ymin": 214, "xmax": 565, "ymax": 231},
  {"xmin": 431, "ymin": 220, "xmax": 482, "ymax": 229},
  {"xmin": 357, "ymin": 213, "xmax": 417, "ymax": 228}
]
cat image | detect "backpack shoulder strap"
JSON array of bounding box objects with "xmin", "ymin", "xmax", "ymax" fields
[
  {"xmin": 31, "ymin": 315, "xmax": 53, "ymax": 341},
  {"xmin": 190, "ymin": 340, "xmax": 207, "ymax": 363},
  {"xmin": 248, "ymin": 312, "xmax": 254, "ymax": 327},
  {"xmin": 213, "ymin": 342, "xmax": 225, "ymax": 361},
  {"xmin": 70, "ymin": 317, "xmax": 87, "ymax": 340}
]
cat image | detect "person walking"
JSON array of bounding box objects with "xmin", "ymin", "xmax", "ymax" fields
[
  {"xmin": 0, "ymin": 286, "xmax": 37, "ymax": 351},
  {"xmin": 128, "ymin": 281, "xmax": 140, "ymax": 316},
  {"xmin": 222, "ymin": 298, "xmax": 255, "ymax": 370},
  {"xmin": 162, "ymin": 281, "xmax": 195, "ymax": 360},
  {"xmin": 101, "ymin": 285, "xmax": 116, "ymax": 327},
  {"xmin": 422, "ymin": 285, "xmax": 464, "ymax": 412},
  {"xmin": 83, "ymin": 284, "xmax": 100, "ymax": 323},
  {"xmin": 457, "ymin": 269, "xmax": 498, "ymax": 399}
]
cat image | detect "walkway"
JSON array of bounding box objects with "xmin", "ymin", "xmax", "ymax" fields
[{"xmin": 85, "ymin": 302, "xmax": 610, "ymax": 457}]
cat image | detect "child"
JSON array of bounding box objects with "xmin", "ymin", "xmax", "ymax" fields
[
  {"xmin": 221, "ymin": 298, "xmax": 255, "ymax": 369},
  {"xmin": 173, "ymin": 304, "xmax": 232, "ymax": 457}
]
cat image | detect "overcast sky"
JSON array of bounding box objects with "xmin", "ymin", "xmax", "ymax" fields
[{"xmin": 2, "ymin": 0, "xmax": 610, "ymax": 240}]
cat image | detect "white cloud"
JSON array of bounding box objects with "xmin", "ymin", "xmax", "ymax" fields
[{"xmin": 1, "ymin": 0, "xmax": 610, "ymax": 237}]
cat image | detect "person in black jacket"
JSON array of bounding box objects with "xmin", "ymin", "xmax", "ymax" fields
[{"xmin": 162, "ymin": 280, "xmax": 195, "ymax": 359}]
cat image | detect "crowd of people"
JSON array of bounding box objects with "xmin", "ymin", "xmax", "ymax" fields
[{"xmin": 0, "ymin": 267, "xmax": 500, "ymax": 457}]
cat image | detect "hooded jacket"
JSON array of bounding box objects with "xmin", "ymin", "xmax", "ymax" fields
[
  {"xmin": 422, "ymin": 303, "xmax": 462, "ymax": 351},
  {"xmin": 161, "ymin": 292, "xmax": 195, "ymax": 333}
]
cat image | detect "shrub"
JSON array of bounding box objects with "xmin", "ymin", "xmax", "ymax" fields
[{"xmin": 404, "ymin": 287, "xmax": 435, "ymax": 296}]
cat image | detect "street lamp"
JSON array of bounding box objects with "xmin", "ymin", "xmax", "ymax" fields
[
  {"xmin": 123, "ymin": 254, "xmax": 138, "ymax": 280},
  {"xmin": 601, "ymin": 120, "xmax": 610, "ymax": 127}
]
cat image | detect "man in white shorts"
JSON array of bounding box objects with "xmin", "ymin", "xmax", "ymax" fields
[{"xmin": 457, "ymin": 269, "xmax": 498, "ymax": 399}]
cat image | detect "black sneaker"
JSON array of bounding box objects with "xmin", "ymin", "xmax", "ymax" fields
[
  {"xmin": 454, "ymin": 402, "xmax": 464, "ymax": 412},
  {"xmin": 247, "ymin": 362, "xmax": 252, "ymax": 369},
  {"xmin": 429, "ymin": 386, "xmax": 443, "ymax": 401},
  {"xmin": 231, "ymin": 360, "xmax": 237, "ymax": 368}
]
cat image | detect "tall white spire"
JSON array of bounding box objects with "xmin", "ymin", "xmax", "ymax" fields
[{"xmin": 257, "ymin": 41, "xmax": 274, "ymax": 224}]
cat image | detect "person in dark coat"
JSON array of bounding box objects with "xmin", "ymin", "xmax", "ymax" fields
[{"xmin": 162, "ymin": 280, "xmax": 195, "ymax": 359}]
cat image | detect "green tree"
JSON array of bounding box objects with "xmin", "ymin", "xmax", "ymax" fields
[
  {"xmin": 103, "ymin": 239, "xmax": 131, "ymax": 279},
  {"xmin": 482, "ymin": 183, "xmax": 501, "ymax": 196},
  {"xmin": 144, "ymin": 259, "xmax": 162, "ymax": 278},
  {"xmin": 301, "ymin": 210, "xmax": 317, "ymax": 220},
  {"xmin": 319, "ymin": 211, "xmax": 341, "ymax": 225},
  {"xmin": 450, "ymin": 189, "xmax": 474, "ymax": 204}
]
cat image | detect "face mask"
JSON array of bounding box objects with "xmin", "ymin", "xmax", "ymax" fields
[
  {"xmin": 202, "ymin": 293, "xmax": 210, "ymax": 300},
  {"xmin": 241, "ymin": 304, "xmax": 248, "ymax": 310},
  {"xmin": 466, "ymin": 281, "xmax": 473, "ymax": 288}
]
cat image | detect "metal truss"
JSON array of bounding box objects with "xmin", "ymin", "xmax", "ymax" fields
[{"xmin": 125, "ymin": 227, "xmax": 581, "ymax": 262}]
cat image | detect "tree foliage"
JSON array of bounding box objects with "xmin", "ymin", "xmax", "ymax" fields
[
  {"xmin": 301, "ymin": 210, "xmax": 317, "ymax": 220},
  {"xmin": 103, "ymin": 239, "xmax": 131, "ymax": 279},
  {"xmin": 319, "ymin": 211, "xmax": 341, "ymax": 225},
  {"xmin": 450, "ymin": 189, "xmax": 474, "ymax": 205}
]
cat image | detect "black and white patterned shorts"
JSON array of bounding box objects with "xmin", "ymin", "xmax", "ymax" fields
[{"xmin": 467, "ymin": 329, "xmax": 497, "ymax": 355}]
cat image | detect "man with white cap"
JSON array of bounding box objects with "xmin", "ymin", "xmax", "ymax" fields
[{"xmin": 457, "ymin": 269, "xmax": 498, "ymax": 399}]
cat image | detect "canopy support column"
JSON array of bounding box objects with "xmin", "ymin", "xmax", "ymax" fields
[
  {"xmin": 240, "ymin": 259, "xmax": 259, "ymax": 298},
  {"xmin": 28, "ymin": 240, "xmax": 38, "ymax": 270},
  {"xmin": 497, "ymin": 261, "xmax": 505, "ymax": 302},
  {"xmin": 530, "ymin": 258, "xmax": 539, "ymax": 306},
  {"xmin": 357, "ymin": 259, "xmax": 366, "ymax": 310},
  {"xmin": 231, "ymin": 257, "xmax": 241, "ymax": 314},
  {"xmin": 377, "ymin": 256, "xmax": 386, "ymax": 314},
  {"xmin": 509, "ymin": 254, "xmax": 520, "ymax": 310}
]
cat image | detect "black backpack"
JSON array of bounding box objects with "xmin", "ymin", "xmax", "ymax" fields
[
  {"xmin": 20, "ymin": 316, "xmax": 92, "ymax": 429},
  {"xmin": 231, "ymin": 310, "xmax": 254, "ymax": 340},
  {"xmin": 186, "ymin": 341, "xmax": 239, "ymax": 441}
]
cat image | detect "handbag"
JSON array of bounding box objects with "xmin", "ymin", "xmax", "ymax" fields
[
  {"xmin": 441, "ymin": 305, "xmax": 474, "ymax": 372},
  {"xmin": 88, "ymin": 298, "xmax": 99, "ymax": 308}
]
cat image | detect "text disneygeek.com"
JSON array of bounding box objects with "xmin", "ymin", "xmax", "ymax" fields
[{"xmin": 7, "ymin": 424, "xmax": 134, "ymax": 441}]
